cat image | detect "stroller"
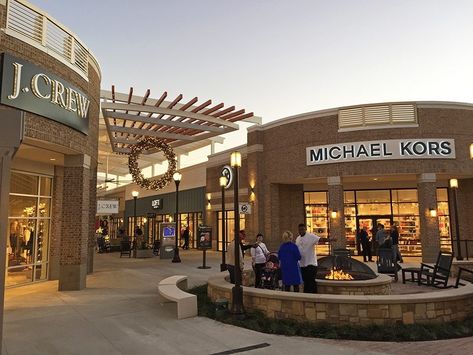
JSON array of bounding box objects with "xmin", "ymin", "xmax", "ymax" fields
[{"xmin": 259, "ymin": 252, "xmax": 281, "ymax": 290}]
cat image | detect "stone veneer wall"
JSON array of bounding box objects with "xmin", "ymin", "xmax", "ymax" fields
[
  {"xmin": 240, "ymin": 269, "xmax": 391, "ymax": 295},
  {"xmin": 208, "ymin": 273, "xmax": 473, "ymax": 326}
]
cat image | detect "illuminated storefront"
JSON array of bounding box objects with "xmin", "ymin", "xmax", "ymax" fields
[{"xmin": 206, "ymin": 101, "xmax": 473, "ymax": 262}]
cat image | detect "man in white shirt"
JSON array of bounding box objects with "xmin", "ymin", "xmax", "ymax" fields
[{"xmin": 296, "ymin": 223, "xmax": 332, "ymax": 293}]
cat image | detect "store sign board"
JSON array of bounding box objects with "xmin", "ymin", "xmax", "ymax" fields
[
  {"xmin": 239, "ymin": 202, "xmax": 252, "ymax": 214},
  {"xmin": 0, "ymin": 53, "xmax": 90, "ymax": 134},
  {"xmin": 151, "ymin": 198, "xmax": 163, "ymax": 209},
  {"xmin": 97, "ymin": 200, "xmax": 119, "ymax": 215},
  {"xmin": 221, "ymin": 165, "xmax": 233, "ymax": 189},
  {"xmin": 197, "ymin": 226, "xmax": 212, "ymax": 250},
  {"xmin": 306, "ymin": 139, "xmax": 455, "ymax": 166}
]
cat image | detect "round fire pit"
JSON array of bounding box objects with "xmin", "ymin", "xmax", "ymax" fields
[{"xmin": 315, "ymin": 256, "xmax": 392, "ymax": 295}]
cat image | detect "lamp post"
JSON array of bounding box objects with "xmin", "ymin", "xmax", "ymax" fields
[
  {"xmin": 132, "ymin": 190, "xmax": 139, "ymax": 238},
  {"xmin": 172, "ymin": 172, "xmax": 182, "ymax": 263},
  {"xmin": 220, "ymin": 175, "xmax": 228, "ymax": 271},
  {"xmin": 230, "ymin": 151, "xmax": 244, "ymax": 317},
  {"xmin": 450, "ymin": 178, "xmax": 463, "ymax": 260}
]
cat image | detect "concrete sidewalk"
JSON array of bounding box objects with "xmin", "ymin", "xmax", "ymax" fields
[{"xmin": 3, "ymin": 251, "xmax": 473, "ymax": 355}]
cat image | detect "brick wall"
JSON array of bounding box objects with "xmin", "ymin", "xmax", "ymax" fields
[{"xmin": 0, "ymin": 3, "xmax": 101, "ymax": 285}]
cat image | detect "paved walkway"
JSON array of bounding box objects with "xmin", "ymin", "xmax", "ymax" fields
[{"xmin": 3, "ymin": 251, "xmax": 473, "ymax": 355}]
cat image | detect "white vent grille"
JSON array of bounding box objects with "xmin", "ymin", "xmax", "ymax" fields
[
  {"xmin": 7, "ymin": 0, "xmax": 43, "ymax": 42},
  {"xmin": 73, "ymin": 41, "xmax": 89, "ymax": 74},
  {"xmin": 6, "ymin": 0, "xmax": 90, "ymax": 78},
  {"xmin": 46, "ymin": 20, "xmax": 72, "ymax": 59},
  {"xmin": 339, "ymin": 103, "xmax": 417, "ymax": 130},
  {"xmin": 338, "ymin": 107, "xmax": 363, "ymax": 127}
]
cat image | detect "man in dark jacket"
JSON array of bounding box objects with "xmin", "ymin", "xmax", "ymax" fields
[{"xmin": 359, "ymin": 226, "xmax": 373, "ymax": 262}]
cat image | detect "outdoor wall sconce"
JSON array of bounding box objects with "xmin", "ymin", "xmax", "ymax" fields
[
  {"xmin": 449, "ymin": 178, "xmax": 458, "ymax": 189},
  {"xmin": 330, "ymin": 210, "xmax": 338, "ymax": 219},
  {"xmin": 470, "ymin": 143, "xmax": 473, "ymax": 159},
  {"xmin": 207, "ymin": 193, "xmax": 212, "ymax": 210},
  {"xmin": 429, "ymin": 208, "xmax": 437, "ymax": 218}
]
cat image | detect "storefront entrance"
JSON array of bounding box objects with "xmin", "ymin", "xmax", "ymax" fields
[{"xmin": 305, "ymin": 188, "xmax": 452, "ymax": 257}]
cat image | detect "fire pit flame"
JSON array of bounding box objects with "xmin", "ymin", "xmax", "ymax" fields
[{"xmin": 324, "ymin": 267, "xmax": 354, "ymax": 280}]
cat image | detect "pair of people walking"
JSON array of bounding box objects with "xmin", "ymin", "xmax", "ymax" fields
[{"xmin": 279, "ymin": 223, "xmax": 332, "ymax": 293}]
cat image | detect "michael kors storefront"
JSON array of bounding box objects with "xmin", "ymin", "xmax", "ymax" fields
[{"xmin": 206, "ymin": 101, "xmax": 473, "ymax": 262}]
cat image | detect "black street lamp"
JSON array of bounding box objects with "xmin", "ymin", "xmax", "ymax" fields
[
  {"xmin": 220, "ymin": 175, "xmax": 228, "ymax": 271},
  {"xmin": 450, "ymin": 178, "xmax": 463, "ymax": 260},
  {"xmin": 132, "ymin": 190, "xmax": 139, "ymax": 248},
  {"xmin": 230, "ymin": 151, "xmax": 244, "ymax": 317},
  {"xmin": 172, "ymin": 172, "xmax": 182, "ymax": 263}
]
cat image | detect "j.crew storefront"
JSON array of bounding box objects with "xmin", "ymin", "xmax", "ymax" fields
[
  {"xmin": 0, "ymin": 0, "xmax": 100, "ymax": 289},
  {"xmin": 206, "ymin": 101, "xmax": 473, "ymax": 262}
]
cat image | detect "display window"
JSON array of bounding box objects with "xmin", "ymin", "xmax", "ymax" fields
[
  {"xmin": 437, "ymin": 188, "xmax": 452, "ymax": 252},
  {"xmin": 7, "ymin": 172, "xmax": 52, "ymax": 287},
  {"xmin": 216, "ymin": 211, "xmax": 246, "ymax": 252},
  {"xmin": 304, "ymin": 188, "xmax": 451, "ymax": 257},
  {"xmin": 304, "ymin": 192, "xmax": 330, "ymax": 255}
]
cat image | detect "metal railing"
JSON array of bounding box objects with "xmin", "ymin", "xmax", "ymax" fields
[
  {"xmin": 452, "ymin": 239, "xmax": 473, "ymax": 261},
  {"xmin": 5, "ymin": 0, "xmax": 99, "ymax": 79}
]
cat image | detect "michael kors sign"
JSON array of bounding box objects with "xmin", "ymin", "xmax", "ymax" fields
[
  {"xmin": 0, "ymin": 53, "xmax": 90, "ymax": 134},
  {"xmin": 307, "ymin": 139, "xmax": 455, "ymax": 165}
]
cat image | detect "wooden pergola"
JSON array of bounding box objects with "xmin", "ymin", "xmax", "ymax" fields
[{"xmin": 98, "ymin": 86, "xmax": 261, "ymax": 177}]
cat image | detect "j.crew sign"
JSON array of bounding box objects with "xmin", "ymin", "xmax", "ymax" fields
[
  {"xmin": 0, "ymin": 53, "xmax": 90, "ymax": 134},
  {"xmin": 307, "ymin": 139, "xmax": 455, "ymax": 165}
]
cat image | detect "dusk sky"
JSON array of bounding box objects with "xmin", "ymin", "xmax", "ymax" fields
[{"xmin": 32, "ymin": 0, "xmax": 473, "ymax": 152}]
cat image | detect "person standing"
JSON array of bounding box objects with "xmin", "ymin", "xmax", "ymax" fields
[
  {"xmin": 226, "ymin": 233, "xmax": 244, "ymax": 284},
  {"xmin": 390, "ymin": 224, "xmax": 403, "ymax": 263},
  {"xmin": 359, "ymin": 226, "xmax": 373, "ymax": 262},
  {"xmin": 250, "ymin": 233, "xmax": 269, "ymax": 288},
  {"xmin": 238, "ymin": 230, "xmax": 254, "ymax": 260},
  {"xmin": 296, "ymin": 223, "xmax": 332, "ymax": 293},
  {"xmin": 278, "ymin": 231, "xmax": 302, "ymax": 292},
  {"xmin": 375, "ymin": 223, "xmax": 387, "ymax": 255},
  {"xmin": 182, "ymin": 226, "xmax": 190, "ymax": 250}
]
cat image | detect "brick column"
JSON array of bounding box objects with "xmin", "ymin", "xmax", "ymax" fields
[
  {"xmin": 418, "ymin": 173, "xmax": 440, "ymax": 263},
  {"xmin": 49, "ymin": 166, "xmax": 64, "ymax": 280},
  {"xmin": 87, "ymin": 163, "xmax": 97, "ymax": 274},
  {"xmin": 59, "ymin": 154, "xmax": 91, "ymax": 291},
  {"xmin": 327, "ymin": 176, "xmax": 346, "ymax": 250}
]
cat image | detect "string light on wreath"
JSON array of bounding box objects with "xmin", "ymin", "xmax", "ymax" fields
[{"xmin": 128, "ymin": 137, "xmax": 177, "ymax": 190}]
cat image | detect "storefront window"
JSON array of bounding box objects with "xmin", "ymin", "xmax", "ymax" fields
[
  {"xmin": 357, "ymin": 203, "xmax": 392, "ymax": 215},
  {"xmin": 217, "ymin": 211, "xmax": 245, "ymax": 251},
  {"xmin": 307, "ymin": 188, "xmax": 449, "ymax": 257},
  {"xmin": 437, "ymin": 188, "xmax": 452, "ymax": 252},
  {"xmin": 7, "ymin": 171, "xmax": 52, "ymax": 287},
  {"xmin": 304, "ymin": 192, "xmax": 330, "ymax": 255},
  {"xmin": 356, "ymin": 190, "xmax": 390, "ymax": 203}
]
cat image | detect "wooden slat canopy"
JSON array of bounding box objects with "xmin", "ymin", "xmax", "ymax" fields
[{"xmin": 101, "ymin": 86, "xmax": 260, "ymax": 155}]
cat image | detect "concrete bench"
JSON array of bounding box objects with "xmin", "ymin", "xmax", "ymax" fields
[{"xmin": 157, "ymin": 275, "xmax": 197, "ymax": 319}]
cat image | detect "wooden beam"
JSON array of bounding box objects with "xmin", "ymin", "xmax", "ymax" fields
[
  {"xmin": 102, "ymin": 102, "xmax": 239, "ymax": 129},
  {"xmin": 108, "ymin": 125, "xmax": 199, "ymax": 141},
  {"xmin": 104, "ymin": 111, "xmax": 226, "ymax": 133}
]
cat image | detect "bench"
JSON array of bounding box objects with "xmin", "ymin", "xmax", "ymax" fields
[{"xmin": 157, "ymin": 275, "xmax": 197, "ymax": 319}]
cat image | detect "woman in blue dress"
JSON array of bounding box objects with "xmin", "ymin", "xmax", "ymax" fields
[{"xmin": 278, "ymin": 231, "xmax": 302, "ymax": 292}]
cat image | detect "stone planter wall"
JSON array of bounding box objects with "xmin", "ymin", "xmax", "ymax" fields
[
  {"xmin": 240, "ymin": 269, "xmax": 392, "ymax": 295},
  {"xmin": 209, "ymin": 272, "xmax": 473, "ymax": 326}
]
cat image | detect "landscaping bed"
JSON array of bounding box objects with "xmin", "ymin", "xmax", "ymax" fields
[{"xmin": 189, "ymin": 284, "xmax": 473, "ymax": 342}]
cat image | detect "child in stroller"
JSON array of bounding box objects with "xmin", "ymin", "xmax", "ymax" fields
[{"xmin": 259, "ymin": 252, "xmax": 281, "ymax": 290}]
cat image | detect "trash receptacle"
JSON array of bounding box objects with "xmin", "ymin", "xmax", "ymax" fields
[{"xmin": 215, "ymin": 298, "xmax": 229, "ymax": 318}]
